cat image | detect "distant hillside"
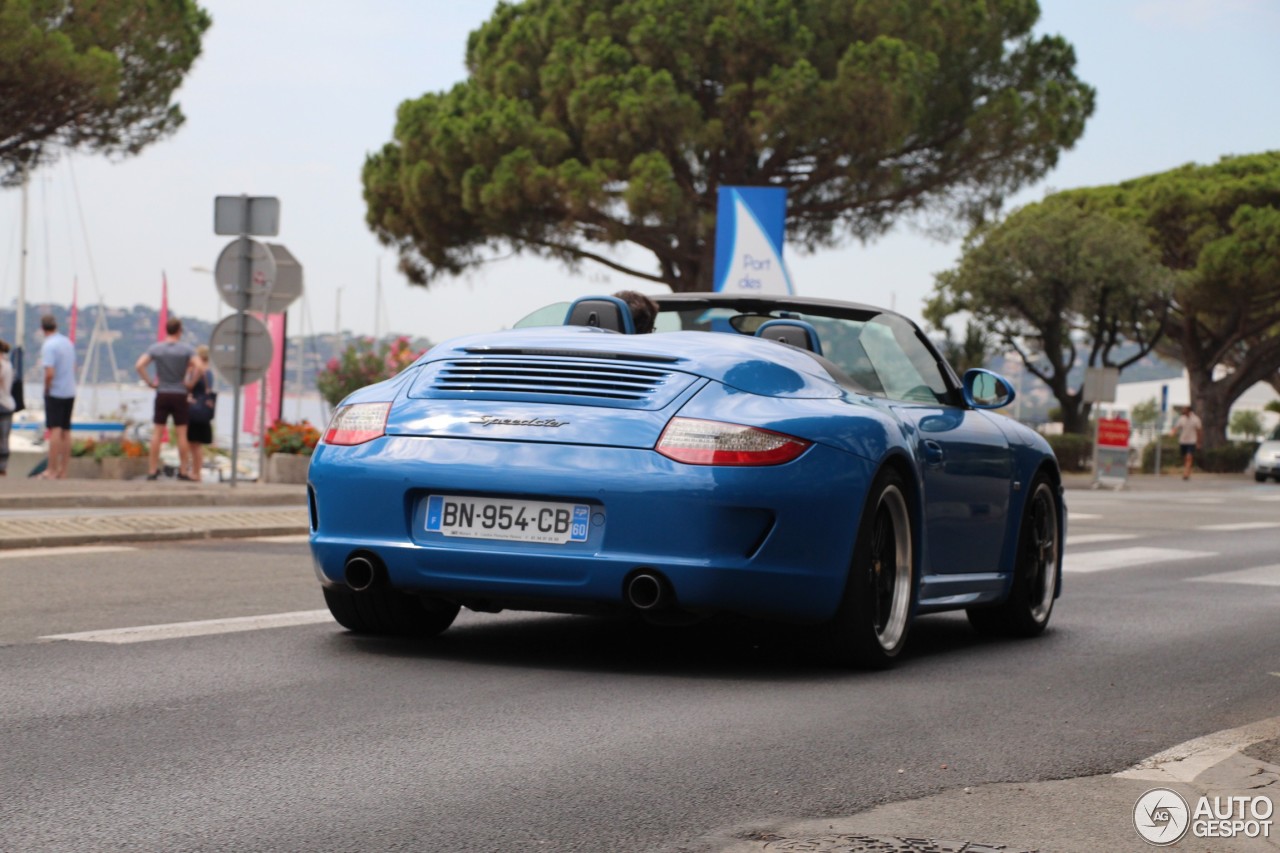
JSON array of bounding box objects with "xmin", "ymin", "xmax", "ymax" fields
[{"xmin": 4, "ymin": 302, "xmax": 432, "ymax": 390}]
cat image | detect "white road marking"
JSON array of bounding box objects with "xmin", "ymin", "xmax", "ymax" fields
[
  {"xmin": 0, "ymin": 545, "xmax": 136, "ymax": 561},
  {"xmin": 42, "ymin": 609, "xmax": 333, "ymax": 644},
  {"xmin": 244, "ymin": 534, "xmax": 311, "ymax": 544},
  {"xmin": 1169, "ymin": 497, "xmax": 1226, "ymax": 504},
  {"xmin": 1068, "ymin": 512, "xmax": 1101, "ymax": 521},
  {"xmin": 1197, "ymin": 521, "xmax": 1280, "ymax": 531},
  {"xmin": 1065, "ymin": 533, "xmax": 1138, "ymax": 547},
  {"xmin": 1115, "ymin": 715, "xmax": 1280, "ymax": 783},
  {"xmin": 1252, "ymin": 494, "xmax": 1280, "ymax": 502},
  {"xmin": 1188, "ymin": 564, "xmax": 1280, "ymax": 587},
  {"xmin": 1064, "ymin": 547, "xmax": 1214, "ymax": 574}
]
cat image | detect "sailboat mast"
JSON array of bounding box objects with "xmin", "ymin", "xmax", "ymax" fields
[{"xmin": 18, "ymin": 168, "xmax": 28, "ymax": 356}]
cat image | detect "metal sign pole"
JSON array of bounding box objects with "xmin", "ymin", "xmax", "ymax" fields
[{"xmin": 229, "ymin": 233, "xmax": 250, "ymax": 487}]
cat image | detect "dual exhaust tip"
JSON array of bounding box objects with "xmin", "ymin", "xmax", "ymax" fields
[
  {"xmin": 344, "ymin": 555, "xmax": 378, "ymax": 592},
  {"xmin": 347, "ymin": 555, "xmax": 673, "ymax": 612},
  {"xmin": 625, "ymin": 571, "xmax": 670, "ymax": 611}
]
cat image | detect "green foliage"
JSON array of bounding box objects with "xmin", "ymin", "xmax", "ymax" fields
[
  {"xmin": 364, "ymin": 0, "xmax": 1095, "ymax": 291},
  {"xmin": 937, "ymin": 320, "xmax": 992, "ymax": 375},
  {"xmin": 1140, "ymin": 436, "xmax": 1256, "ymax": 474},
  {"xmin": 1230, "ymin": 409, "xmax": 1264, "ymax": 441},
  {"xmin": 92, "ymin": 438, "xmax": 147, "ymax": 461},
  {"xmin": 1130, "ymin": 397, "xmax": 1159, "ymax": 429},
  {"xmin": 1044, "ymin": 433, "xmax": 1092, "ymax": 473},
  {"xmin": 1061, "ymin": 151, "xmax": 1280, "ymax": 449},
  {"xmin": 316, "ymin": 336, "xmax": 426, "ymax": 407},
  {"xmin": 1199, "ymin": 443, "xmax": 1258, "ymax": 474},
  {"xmin": 1265, "ymin": 400, "xmax": 1280, "ymax": 415},
  {"xmin": 0, "ymin": 0, "xmax": 211, "ymax": 184},
  {"xmin": 927, "ymin": 198, "xmax": 1172, "ymax": 434},
  {"xmin": 1140, "ymin": 436, "xmax": 1179, "ymax": 474}
]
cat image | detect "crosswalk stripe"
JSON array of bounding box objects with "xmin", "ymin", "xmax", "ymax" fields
[
  {"xmin": 1065, "ymin": 547, "xmax": 1214, "ymax": 574},
  {"xmin": 1188, "ymin": 564, "xmax": 1280, "ymax": 587},
  {"xmin": 1198, "ymin": 522, "xmax": 1280, "ymax": 531},
  {"xmin": 1068, "ymin": 513, "xmax": 1101, "ymax": 521},
  {"xmin": 41, "ymin": 609, "xmax": 333, "ymax": 644},
  {"xmin": 1066, "ymin": 533, "xmax": 1138, "ymax": 546}
]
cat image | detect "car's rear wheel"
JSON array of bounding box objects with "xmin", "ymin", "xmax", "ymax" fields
[
  {"xmin": 820, "ymin": 468, "xmax": 915, "ymax": 668},
  {"xmin": 1256, "ymin": 472, "xmax": 1267, "ymax": 483},
  {"xmin": 967, "ymin": 475, "xmax": 1060, "ymax": 638},
  {"xmin": 324, "ymin": 587, "xmax": 459, "ymax": 638}
]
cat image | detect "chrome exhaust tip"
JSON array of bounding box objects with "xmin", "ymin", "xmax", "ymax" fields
[
  {"xmin": 344, "ymin": 555, "xmax": 377, "ymax": 592},
  {"xmin": 625, "ymin": 571, "xmax": 668, "ymax": 611}
]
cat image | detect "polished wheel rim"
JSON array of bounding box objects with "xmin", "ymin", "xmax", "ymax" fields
[
  {"xmin": 870, "ymin": 484, "xmax": 912, "ymax": 650},
  {"xmin": 1026, "ymin": 484, "xmax": 1059, "ymax": 624}
]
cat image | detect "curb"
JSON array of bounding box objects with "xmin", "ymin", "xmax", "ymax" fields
[{"xmin": 0, "ymin": 508, "xmax": 309, "ymax": 549}]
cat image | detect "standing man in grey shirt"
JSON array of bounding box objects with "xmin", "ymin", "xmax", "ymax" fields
[{"xmin": 136, "ymin": 317, "xmax": 198, "ymax": 480}]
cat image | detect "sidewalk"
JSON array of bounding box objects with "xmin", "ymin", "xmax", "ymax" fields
[
  {"xmin": 1062, "ymin": 470, "xmax": 1258, "ymax": 491},
  {"xmin": 0, "ymin": 475, "xmax": 308, "ymax": 548}
]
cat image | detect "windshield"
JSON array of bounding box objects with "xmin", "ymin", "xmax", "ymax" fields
[{"xmin": 513, "ymin": 298, "xmax": 957, "ymax": 405}]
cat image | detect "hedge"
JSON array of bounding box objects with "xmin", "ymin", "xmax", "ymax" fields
[
  {"xmin": 1045, "ymin": 433, "xmax": 1093, "ymax": 473},
  {"xmin": 1141, "ymin": 437, "xmax": 1257, "ymax": 473}
]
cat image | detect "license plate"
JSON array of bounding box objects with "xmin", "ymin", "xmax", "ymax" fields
[{"xmin": 425, "ymin": 495, "xmax": 591, "ymax": 544}]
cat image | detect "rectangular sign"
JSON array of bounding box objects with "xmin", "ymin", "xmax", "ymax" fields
[
  {"xmin": 215, "ymin": 195, "xmax": 280, "ymax": 236},
  {"xmin": 1096, "ymin": 417, "xmax": 1131, "ymax": 448}
]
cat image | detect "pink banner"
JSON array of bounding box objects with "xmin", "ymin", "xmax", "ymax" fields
[{"xmin": 243, "ymin": 313, "xmax": 287, "ymax": 435}]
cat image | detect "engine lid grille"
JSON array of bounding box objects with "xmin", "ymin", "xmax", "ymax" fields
[{"xmin": 408, "ymin": 356, "xmax": 696, "ymax": 409}]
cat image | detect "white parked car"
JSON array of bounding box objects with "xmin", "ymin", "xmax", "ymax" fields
[{"xmin": 1253, "ymin": 425, "xmax": 1280, "ymax": 482}]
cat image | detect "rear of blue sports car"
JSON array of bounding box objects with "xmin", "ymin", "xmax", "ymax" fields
[{"xmin": 308, "ymin": 326, "xmax": 889, "ymax": 628}]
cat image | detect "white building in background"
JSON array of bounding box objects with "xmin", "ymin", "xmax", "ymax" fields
[{"xmin": 1099, "ymin": 371, "xmax": 1280, "ymax": 439}]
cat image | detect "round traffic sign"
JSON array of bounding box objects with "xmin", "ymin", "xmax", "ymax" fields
[
  {"xmin": 214, "ymin": 238, "xmax": 278, "ymax": 311},
  {"xmin": 209, "ymin": 312, "xmax": 274, "ymax": 387}
]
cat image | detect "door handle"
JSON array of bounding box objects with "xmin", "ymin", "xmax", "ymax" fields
[{"xmin": 922, "ymin": 440, "xmax": 945, "ymax": 467}]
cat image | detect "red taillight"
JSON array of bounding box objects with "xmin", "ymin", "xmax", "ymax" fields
[
  {"xmin": 656, "ymin": 417, "xmax": 811, "ymax": 466},
  {"xmin": 322, "ymin": 402, "xmax": 391, "ymax": 446}
]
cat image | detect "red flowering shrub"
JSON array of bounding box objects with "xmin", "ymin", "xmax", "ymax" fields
[
  {"xmin": 316, "ymin": 336, "xmax": 428, "ymax": 406},
  {"xmin": 264, "ymin": 420, "xmax": 321, "ymax": 456}
]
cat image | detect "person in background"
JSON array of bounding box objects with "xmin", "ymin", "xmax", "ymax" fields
[
  {"xmin": 40, "ymin": 314, "xmax": 76, "ymax": 479},
  {"xmin": 185, "ymin": 344, "xmax": 214, "ymax": 481},
  {"xmin": 0, "ymin": 339, "xmax": 13, "ymax": 476},
  {"xmin": 1171, "ymin": 403, "xmax": 1203, "ymax": 481},
  {"xmin": 613, "ymin": 290, "xmax": 659, "ymax": 334},
  {"xmin": 136, "ymin": 316, "xmax": 198, "ymax": 481}
]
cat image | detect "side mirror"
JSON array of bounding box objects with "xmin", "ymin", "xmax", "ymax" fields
[{"xmin": 962, "ymin": 368, "xmax": 1016, "ymax": 410}]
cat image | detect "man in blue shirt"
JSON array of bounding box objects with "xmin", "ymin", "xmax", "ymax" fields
[{"xmin": 40, "ymin": 314, "xmax": 77, "ymax": 479}]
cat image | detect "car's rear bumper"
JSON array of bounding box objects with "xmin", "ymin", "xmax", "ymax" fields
[{"xmin": 308, "ymin": 435, "xmax": 874, "ymax": 622}]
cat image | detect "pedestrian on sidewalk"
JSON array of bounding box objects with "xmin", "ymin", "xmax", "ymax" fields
[
  {"xmin": 40, "ymin": 314, "xmax": 76, "ymax": 480},
  {"xmin": 1171, "ymin": 403, "xmax": 1203, "ymax": 481},
  {"xmin": 136, "ymin": 317, "xmax": 198, "ymax": 481},
  {"xmin": 184, "ymin": 344, "xmax": 215, "ymax": 481},
  {"xmin": 0, "ymin": 339, "xmax": 13, "ymax": 476}
]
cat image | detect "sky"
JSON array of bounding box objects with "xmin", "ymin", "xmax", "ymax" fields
[{"xmin": 2, "ymin": 0, "xmax": 1278, "ymax": 352}]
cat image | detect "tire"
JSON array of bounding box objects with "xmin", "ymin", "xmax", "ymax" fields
[
  {"xmin": 323, "ymin": 587, "xmax": 459, "ymax": 638},
  {"xmin": 1256, "ymin": 472, "xmax": 1267, "ymax": 483},
  {"xmin": 820, "ymin": 468, "xmax": 916, "ymax": 668},
  {"xmin": 967, "ymin": 475, "xmax": 1060, "ymax": 638}
]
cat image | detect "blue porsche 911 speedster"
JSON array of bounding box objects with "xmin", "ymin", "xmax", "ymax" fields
[{"xmin": 308, "ymin": 293, "xmax": 1064, "ymax": 667}]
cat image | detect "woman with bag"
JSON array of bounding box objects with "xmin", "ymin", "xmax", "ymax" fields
[
  {"xmin": 0, "ymin": 339, "xmax": 14, "ymax": 476},
  {"xmin": 185, "ymin": 344, "xmax": 216, "ymax": 481}
]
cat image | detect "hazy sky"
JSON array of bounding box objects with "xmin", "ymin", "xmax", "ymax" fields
[{"xmin": 2, "ymin": 0, "xmax": 1277, "ymax": 348}]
